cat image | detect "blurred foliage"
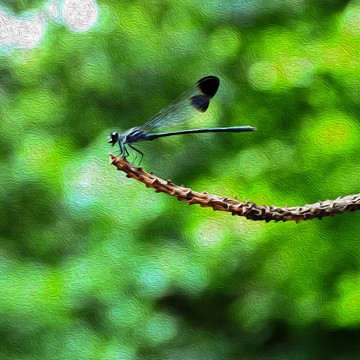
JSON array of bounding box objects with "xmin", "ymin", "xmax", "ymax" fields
[
  {"xmin": 1, "ymin": 0, "xmax": 360, "ymax": 359},
  {"xmin": 2, "ymin": 0, "xmax": 45, "ymax": 14}
]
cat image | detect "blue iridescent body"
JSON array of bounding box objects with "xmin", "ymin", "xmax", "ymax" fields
[{"xmin": 109, "ymin": 76, "xmax": 256, "ymax": 164}]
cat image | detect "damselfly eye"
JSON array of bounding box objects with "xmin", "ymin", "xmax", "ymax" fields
[
  {"xmin": 108, "ymin": 76, "xmax": 255, "ymax": 167},
  {"xmin": 108, "ymin": 132, "xmax": 119, "ymax": 145}
]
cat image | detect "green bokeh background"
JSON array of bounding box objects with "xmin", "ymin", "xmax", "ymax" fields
[{"xmin": 1, "ymin": 0, "xmax": 360, "ymax": 359}]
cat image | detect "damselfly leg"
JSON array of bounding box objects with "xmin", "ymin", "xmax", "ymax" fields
[
  {"xmin": 122, "ymin": 142, "xmax": 129, "ymax": 158},
  {"xmin": 128, "ymin": 144, "xmax": 144, "ymax": 166},
  {"xmin": 109, "ymin": 76, "xmax": 256, "ymax": 165}
]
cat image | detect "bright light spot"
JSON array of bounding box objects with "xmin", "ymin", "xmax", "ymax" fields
[
  {"xmin": 283, "ymin": 57, "xmax": 314, "ymax": 87},
  {"xmin": 104, "ymin": 344, "xmax": 135, "ymax": 360},
  {"xmin": 144, "ymin": 314, "xmax": 177, "ymax": 344},
  {"xmin": 138, "ymin": 266, "xmax": 168, "ymax": 296},
  {"xmin": 64, "ymin": 159, "xmax": 103, "ymax": 211},
  {"xmin": 236, "ymin": 147, "xmax": 270, "ymax": 177},
  {"xmin": 341, "ymin": 6, "xmax": 360, "ymax": 36},
  {"xmin": 248, "ymin": 61, "xmax": 278, "ymax": 90},
  {"xmin": 0, "ymin": 8, "xmax": 45, "ymax": 51},
  {"xmin": 44, "ymin": 0, "xmax": 59, "ymax": 20},
  {"xmin": 209, "ymin": 27, "xmax": 242, "ymax": 59},
  {"xmin": 302, "ymin": 112, "xmax": 359, "ymax": 155},
  {"xmin": 108, "ymin": 297, "xmax": 145, "ymax": 327},
  {"xmin": 61, "ymin": 0, "xmax": 98, "ymax": 32},
  {"xmin": 196, "ymin": 221, "xmax": 224, "ymax": 247}
]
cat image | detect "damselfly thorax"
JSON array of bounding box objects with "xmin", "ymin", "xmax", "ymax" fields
[{"xmin": 109, "ymin": 76, "xmax": 256, "ymax": 165}]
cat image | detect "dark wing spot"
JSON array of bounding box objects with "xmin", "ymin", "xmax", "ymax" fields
[
  {"xmin": 190, "ymin": 95, "xmax": 210, "ymax": 112},
  {"xmin": 197, "ymin": 76, "xmax": 220, "ymax": 98}
]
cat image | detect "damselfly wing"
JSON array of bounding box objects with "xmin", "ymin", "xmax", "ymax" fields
[
  {"xmin": 139, "ymin": 76, "xmax": 220, "ymax": 133},
  {"xmin": 109, "ymin": 76, "xmax": 256, "ymax": 165}
]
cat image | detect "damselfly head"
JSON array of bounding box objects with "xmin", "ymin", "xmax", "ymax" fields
[{"xmin": 108, "ymin": 132, "xmax": 119, "ymax": 146}]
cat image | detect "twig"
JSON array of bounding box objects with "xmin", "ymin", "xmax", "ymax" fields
[{"xmin": 110, "ymin": 154, "xmax": 360, "ymax": 223}]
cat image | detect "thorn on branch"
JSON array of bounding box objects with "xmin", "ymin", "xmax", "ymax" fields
[{"xmin": 109, "ymin": 154, "xmax": 360, "ymax": 223}]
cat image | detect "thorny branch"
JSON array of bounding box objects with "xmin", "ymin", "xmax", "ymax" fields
[{"xmin": 110, "ymin": 154, "xmax": 360, "ymax": 223}]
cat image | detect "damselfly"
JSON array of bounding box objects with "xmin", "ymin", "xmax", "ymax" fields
[{"xmin": 109, "ymin": 76, "xmax": 256, "ymax": 164}]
